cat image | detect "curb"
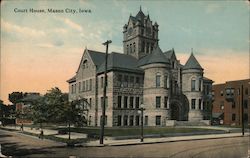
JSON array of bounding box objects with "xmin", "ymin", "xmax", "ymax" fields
[{"xmin": 82, "ymin": 133, "xmax": 248, "ymax": 147}]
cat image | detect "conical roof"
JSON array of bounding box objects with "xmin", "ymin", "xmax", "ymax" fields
[
  {"xmin": 183, "ymin": 53, "xmax": 203, "ymax": 70},
  {"xmin": 138, "ymin": 45, "xmax": 170, "ymax": 66}
]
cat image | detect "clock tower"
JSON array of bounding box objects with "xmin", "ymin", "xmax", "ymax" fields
[{"xmin": 123, "ymin": 7, "xmax": 159, "ymax": 59}]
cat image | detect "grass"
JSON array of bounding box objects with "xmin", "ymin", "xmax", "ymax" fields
[{"xmin": 55, "ymin": 126, "xmax": 224, "ymax": 137}]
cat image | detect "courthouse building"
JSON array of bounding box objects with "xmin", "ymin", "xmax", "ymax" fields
[
  {"xmin": 67, "ymin": 8, "xmax": 213, "ymax": 127},
  {"xmin": 212, "ymin": 79, "xmax": 249, "ymax": 126}
]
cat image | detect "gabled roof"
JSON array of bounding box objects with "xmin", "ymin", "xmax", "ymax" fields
[
  {"xmin": 88, "ymin": 49, "xmax": 106, "ymax": 67},
  {"xmin": 76, "ymin": 49, "xmax": 105, "ymax": 73},
  {"xmin": 183, "ymin": 53, "xmax": 203, "ymax": 70},
  {"xmin": 97, "ymin": 52, "xmax": 143, "ymax": 74},
  {"xmin": 135, "ymin": 9, "xmax": 145, "ymax": 20},
  {"xmin": 67, "ymin": 75, "xmax": 76, "ymax": 83},
  {"xmin": 138, "ymin": 45, "xmax": 170, "ymax": 66},
  {"xmin": 164, "ymin": 48, "xmax": 176, "ymax": 60}
]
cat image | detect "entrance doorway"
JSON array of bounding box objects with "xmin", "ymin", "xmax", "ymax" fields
[{"xmin": 170, "ymin": 103, "xmax": 180, "ymax": 121}]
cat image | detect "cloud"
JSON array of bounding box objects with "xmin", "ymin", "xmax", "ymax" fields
[
  {"xmin": 56, "ymin": 17, "xmax": 83, "ymax": 32},
  {"xmin": 1, "ymin": 18, "xmax": 46, "ymax": 37},
  {"xmin": 177, "ymin": 48, "xmax": 249, "ymax": 84}
]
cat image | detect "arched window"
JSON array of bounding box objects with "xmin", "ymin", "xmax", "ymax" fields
[
  {"xmin": 83, "ymin": 60, "xmax": 87, "ymax": 69},
  {"xmin": 156, "ymin": 73, "xmax": 161, "ymax": 88},
  {"xmin": 164, "ymin": 74, "xmax": 169, "ymax": 88},
  {"xmin": 191, "ymin": 79, "xmax": 196, "ymax": 91}
]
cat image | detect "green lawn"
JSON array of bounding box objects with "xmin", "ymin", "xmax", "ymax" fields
[{"xmin": 55, "ymin": 126, "xmax": 224, "ymax": 137}]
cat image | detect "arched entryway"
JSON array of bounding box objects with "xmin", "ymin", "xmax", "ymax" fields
[
  {"xmin": 170, "ymin": 103, "xmax": 181, "ymax": 121},
  {"xmin": 170, "ymin": 99, "xmax": 189, "ymax": 121}
]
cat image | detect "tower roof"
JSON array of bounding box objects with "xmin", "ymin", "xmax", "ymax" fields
[
  {"xmin": 135, "ymin": 7, "xmax": 146, "ymax": 20},
  {"xmin": 183, "ymin": 53, "xmax": 203, "ymax": 70},
  {"xmin": 138, "ymin": 45, "xmax": 170, "ymax": 66}
]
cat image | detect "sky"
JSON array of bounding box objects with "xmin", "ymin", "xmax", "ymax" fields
[{"xmin": 1, "ymin": 0, "xmax": 249, "ymax": 104}]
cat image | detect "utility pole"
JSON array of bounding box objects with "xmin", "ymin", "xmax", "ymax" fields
[
  {"xmin": 241, "ymin": 85, "xmax": 244, "ymax": 136},
  {"xmin": 100, "ymin": 40, "xmax": 112, "ymax": 144}
]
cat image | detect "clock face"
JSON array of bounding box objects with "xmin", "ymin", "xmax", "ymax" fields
[{"xmin": 128, "ymin": 27, "xmax": 133, "ymax": 35}]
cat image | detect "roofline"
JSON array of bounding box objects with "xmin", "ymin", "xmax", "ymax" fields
[{"xmin": 97, "ymin": 67, "xmax": 144, "ymax": 75}]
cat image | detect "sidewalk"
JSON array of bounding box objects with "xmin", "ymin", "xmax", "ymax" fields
[
  {"xmin": 1, "ymin": 125, "xmax": 87, "ymax": 139},
  {"xmin": 1, "ymin": 125, "xmax": 247, "ymax": 148},
  {"xmin": 84, "ymin": 132, "xmax": 248, "ymax": 147}
]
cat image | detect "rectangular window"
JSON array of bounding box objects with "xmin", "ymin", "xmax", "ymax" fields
[
  {"xmin": 135, "ymin": 115, "xmax": 140, "ymax": 126},
  {"xmin": 118, "ymin": 96, "xmax": 122, "ymax": 108},
  {"xmin": 130, "ymin": 97, "xmax": 134, "ymax": 108},
  {"xmin": 191, "ymin": 80, "xmax": 196, "ymax": 91},
  {"xmin": 156, "ymin": 115, "xmax": 161, "ymax": 126},
  {"xmin": 79, "ymin": 82, "xmax": 81, "ymax": 92},
  {"xmin": 87, "ymin": 80, "xmax": 90, "ymax": 91},
  {"xmin": 156, "ymin": 75, "xmax": 161, "ymax": 87},
  {"xmin": 124, "ymin": 75, "xmax": 128, "ymax": 87},
  {"xmin": 136, "ymin": 97, "xmax": 140, "ymax": 108},
  {"xmin": 83, "ymin": 81, "xmax": 85, "ymax": 91},
  {"xmin": 101, "ymin": 77, "xmax": 104, "ymax": 88},
  {"xmin": 164, "ymin": 75, "xmax": 168, "ymax": 88},
  {"xmin": 117, "ymin": 115, "xmax": 121, "ymax": 126},
  {"xmin": 136, "ymin": 77, "xmax": 140, "ymax": 84},
  {"xmin": 199, "ymin": 79, "xmax": 202, "ymax": 91},
  {"xmin": 156, "ymin": 96, "xmax": 161, "ymax": 108},
  {"xmin": 124, "ymin": 115, "xmax": 128, "ymax": 126},
  {"xmin": 191, "ymin": 99, "xmax": 196, "ymax": 109},
  {"xmin": 245, "ymin": 88, "xmax": 248, "ymax": 95},
  {"xmin": 89, "ymin": 98, "xmax": 92, "ymax": 109},
  {"xmin": 145, "ymin": 116, "xmax": 148, "ymax": 126},
  {"xmin": 101, "ymin": 97, "xmax": 108, "ymax": 110},
  {"xmin": 199, "ymin": 99, "xmax": 202, "ymax": 109},
  {"xmin": 89, "ymin": 79, "xmax": 92, "ymax": 91},
  {"xmin": 164, "ymin": 97, "xmax": 168, "ymax": 108},
  {"xmin": 124, "ymin": 96, "xmax": 128, "ymax": 108},
  {"xmin": 232, "ymin": 113, "xmax": 236, "ymax": 121},
  {"xmin": 244, "ymin": 100, "xmax": 248, "ymax": 109},
  {"xmin": 129, "ymin": 115, "xmax": 134, "ymax": 126}
]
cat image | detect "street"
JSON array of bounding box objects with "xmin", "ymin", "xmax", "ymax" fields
[{"xmin": 0, "ymin": 129, "xmax": 249, "ymax": 158}]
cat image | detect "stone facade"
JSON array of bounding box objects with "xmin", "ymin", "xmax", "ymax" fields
[{"xmin": 67, "ymin": 8, "xmax": 213, "ymax": 127}]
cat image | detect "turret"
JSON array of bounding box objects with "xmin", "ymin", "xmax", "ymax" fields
[
  {"xmin": 182, "ymin": 51, "xmax": 204, "ymax": 121},
  {"xmin": 138, "ymin": 45, "xmax": 171, "ymax": 126}
]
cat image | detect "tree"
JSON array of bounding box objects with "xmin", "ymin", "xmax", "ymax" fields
[
  {"xmin": 66, "ymin": 99, "xmax": 88, "ymax": 140},
  {"xmin": 0, "ymin": 100, "xmax": 16, "ymax": 125},
  {"xmin": 9, "ymin": 92, "xmax": 24, "ymax": 104},
  {"xmin": 43, "ymin": 87, "xmax": 68, "ymax": 123}
]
